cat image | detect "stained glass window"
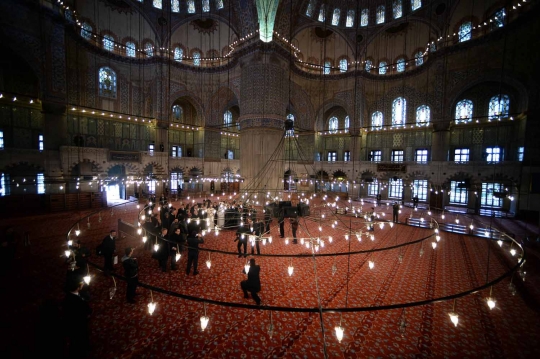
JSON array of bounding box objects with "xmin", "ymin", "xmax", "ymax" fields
[
  {"xmin": 412, "ymin": 0, "xmax": 422, "ymax": 11},
  {"xmin": 171, "ymin": 0, "xmax": 180, "ymax": 12},
  {"xmin": 64, "ymin": 9, "xmax": 73, "ymax": 22},
  {"xmin": 318, "ymin": 4, "xmax": 326, "ymax": 22},
  {"xmin": 378, "ymin": 61, "xmax": 387, "ymax": 75},
  {"xmin": 492, "ymin": 8, "xmax": 506, "ymax": 29},
  {"xmin": 153, "ymin": 0, "xmax": 162, "ymax": 9},
  {"xmin": 430, "ymin": 42, "xmax": 436, "ymax": 52},
  {"xmin": 371, "ymin": 111, "xmax": 383, "ymax": 129},
  {"xmin": 37, "ymin": 173, "xmax": 45, "ymax": 194},
  {"xmin": 103, "ymin": 35, "xmax": 114, "ymax": 51},
  {"xmin": 328, "ymin": 117, "xmax": 338, "ymax": 133},
  {"xmin": 172, "ymin": 105, "xmax": 183, "ymax": 121},
  {"xmin": 488, "ymin": 95, "xmax": 509, "ymax": 120},
  {"xmin": 360, "ymin": 9, "xmax": 369, "ymax": 26},
  {"xmin": 286, "ymin": 113, "xmax": 295, "ymax": 137},
  {"xmin": 346, "ymin": 10, "xmax": 354, "ymax": 27},
  {"xmin": 455, "ymin": 99, "xmax": 473, "ymax": 123},
  {"xmin": 174, "ymin": 47, "xmax": 183, "ymax": 62},
  {"xmin": 370, "ymin": 150, "xmax": 382, "ymax": 162},
  {"xmin": 224, "ymin": 110, "xmax": 232, "ymax": 126},
  {"xmin": 216, "ymin": 0, "xmax": 224, "ymax": 10},
  {"xmin": 454, "ymin": 148, "xmax": 470, "ymax": 163},
  {"xmin": 188, "ymin": 0, "xmax": 195, "ymax": 13},
  {"xmin": 392, "ymin": 97, "xmax": 406, "ymax": 126},
  {"xmin": 415, "ymin": 150, "xmax": 428, "ymax": 164},
  {"xmin": 81, "ymin": 23, "xmax": 92, "ymax": 40},
  {"xmin": 414, "ymin": 51, "xmax": 424, "ymax": 66},
  {"xmin": 458, "ymin": 21, "xmax": 472, "ymax": 42},
  {"xmin": 393, "ymin": 0, "xmax": 403, "ymax": 19},
  {"xmin": 376, "ymin": 5, "xmax": 385, "ymax": 24},
  {"xmin": 193, "ymin": 51, "xmax": 201, "ymax": 66},
  {"xmin": 416, "ymin": 105, "xmax": 430, "ymax": 125},
  {"xmin": 99, "ymin": 67, "xmax": 117, "ymax": 98},
  {"xmin": 389, "ymin": 178, "xmax": 403, "ymax": 198},
  {"xmin": 396, "ymin": 58, "xmax": 406, "ymax": 72},
  {"xmin": 306, "ymin": 0, "xmax": 314, "ymax": 17},
  {"xmin": 365, "ymin": 60, "xmax": 372, "ymax": 72},
  {"xmin": 391, "ymin": 150, "xmax": 404, "ymax": 162},
  {"xmin": 481, "ymin": 183, "xmax": 504, "ymax": 207},
  {"xmin": 202, "ymin": 0, "xmax": 210, "ymax": 12},
  {"xmin": 413, "ymin": 179, "xmax": 428, "ymax": 200},
  {"xmin": 144, "ymin": 43, "xmax": 154, "ymax": 57},
  {"xmin": 339, "ymin": 59, "xmax": 348, "ymax": 72},
  {"xmin": 332, "ymin": 8, "xmax": 340, "ymax": 26},
  {"xmin": 485, "ymin": 147, "xmax": 502, "ymax": 163},
  {"xmin": 324, "ymin": 61, "xmax": 331, "ymax": 75},
  {"xmin": 126, "ymin": 42, "xmax": 136, "ymax": 57},
  {"xmin": 344, "ymin": 116, "xmax": 350, "ymax": 131}
]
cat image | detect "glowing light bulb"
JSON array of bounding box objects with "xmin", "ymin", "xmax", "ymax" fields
[
  {"xmin": 300, "ymin": 238, "xmax": 304, "ymax": 245},
  {"xmin": 142, "ymin": 236, "xmax": 147, "ymax": 243},
  {"xmin": 141, "ymin": 215, "xmax": 145, "ymax": 220},
  {"xmin": 148, "ymin": 210, "xmax": 152, "ymax": 215},
  {"xmin": 449, "ymin": 313, "xmax": 459, "ymax": 327},
  {"xmin": 432, "ymin": 242, "xmax": 437, "ymax": 249},
  {"xmin": 153, "ymin": 244, "xmax": 159, "ymax": 252},
  {"xmin": 244, "ymin": 263, "xmax": 250, "ymax": 274},
  {"xmin": 345, "ymin": 235, "xmax": 349, "ymax": 240},
  {"xmin": 67, "ymin": 240, "xmax": 73, "ymax": 246},
  {"xmin": 175, "ymin": 253, "xmax": 181, "ymax": 262},
  {"xmin": 510, "ymin": 249, "xmax": 516, "ymax": 256},
  {"xmin": 285, "ymin": 238, "xmax": 289, "ymax": 244},
  {"xmin": 75, "ymin": 229, "xmax": 80, "ymax": 236},
  {"xmin": 328, "ymin": 236, "xmax": 333, "ymax": 243},
  {"xmin": 200, "ymin": 316, "xmax": 209, "ymax": 331},
  {"xmin": 436, "ymin": 235, "xmax": 441, "ymax": 242},
  {"xmin": 148, "ymin": 302, "xmax": 156, "ymax": 315},
  {"xmin": 389, "ymin": 222, "xmax": 394, "ymax": 228},
  {"xmin": 356, "ymin": 233, "xmax": 362, "ymax": 242},
  {"xmin": 486, "ymin": 297, "xmax": 496, "ymax": 310},
  {"xmin": 64, "ymin": 250, "xmax": 71, "ymax": 257},
  {"xmin": 137, "ymin": 228, "xmax": 142, "ymax": 235},
  {"xmin": 288, "ymin": 266, "xmax": 294, "ymax": 276},
  {"xmin": 368, "ymin": 261, "xmax": 374, "ymax": 269},
  {"xmin": 318, "ymin": 226, "xmax": 322, "ymax": 231},
  {"xmin": 469, "ymin": 224, "xmax": 474, "ymax": 230},
  {"xmin": 335, "ymin": 326, "xmax": 344, "ymax": 343},
  {"xmin": 305, "ymin": 242, "xmax": 310, "ymax": 249},
  {"xmin": 268, "ymin": 236, "xmax": 272, "ymax": 243},
  {"xmin": 83, "ymin": 275, "xmax": 91, "ymax": 285},
  {"xmin": 497, "ymin": 240, "xmax": 503, "ymax": 247}
]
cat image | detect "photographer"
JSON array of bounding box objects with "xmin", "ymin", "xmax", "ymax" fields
[{"xmin": 186, "ymin": 230, "xmax": 204, "ymax": 275}]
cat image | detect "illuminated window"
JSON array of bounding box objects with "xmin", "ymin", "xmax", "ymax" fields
[
  {"xmin": 0, "ymin": 130, "xmax": 4, "ymax": 150},
  {"xmin": 393, "ymin": 0, "xmax": 403, "ymax": 19},
  {"xmin": 344, "ymin": 116, "xmax": 349, "ymax": 132},
  {"xmin": 414, "ymin": 51, "xmax": 424, "ymax": 66},
  {"xmin": 188, "ymin": 0, "xmax": 195, "ymax": 13},
  {"xmin": 371, "ymin": 111, "xmax": 383, "ymax": 129},
  {"xmin": 458, "ymin": 21, "xmax": 472, "ymax": 42},
  {"xmin": 416, "ymin": 105, "xmax": 430, "ymax": 125},
  {"xmin": 412, "ymin": 179, "xmax": 428, "ymax": 201},
  {"xmin": 481, "ymin": 183, "xmax": 504, "ymax": 207},
  {"xmin": 318, "ymin": 4, "xmax": 326, "ymax": 22},
  {"xmin": 344, "ymin": 151, "xmax": 351, "ymax": 161},
  {"xmin": 172, "ymin": 0, "xmax": 180, "ymax": 12},
  {"xmin": 37, "ymin": 173, "xmax": 45, "ymax": 194},
  {"xmin": 415, "ymin": 149, "xmax": 428, "ymax": 163},
  {"xmin": 392, "ymin": 97, "xmax": 406, "ymax": 126},
  {"xmin": 391, "ymin": 150, "xmax": 404, "ymax": 163},
  {"xmin": 172, "ymin": 105, "xmax": 183, "ymax": 121},
  {"xmin": 376, "ymin": 5, "xmax": 385, "ymax": 24},
  {"xmin": 38, "ymin": 134, "xmax": 44, "ymax": 151},
  {"xmin": 339, "ymin": 59, "xmax": 348, "ymax": 72},
  {"xmin": 396, "ymin": 58, "xmax": 406, "ymax": 72},
  {"xmin": 81, "ymin": 22, "xmax": 92, "ymax": 40},
  {"xmin": 346, "ymin": 10, "xmax": 354, "ymax": 27},
  {"xmin": 518, "ymin": 147, "xmax": 524, "ymax": 162},
  {"xmin": 327, "ymin": 151, "xmax": 337, "ymax": 162},
  {"xmin": 370, "ymin": 150, "xmax": 382, "ymax": 162},
  {"xmin": 365, "ymin": 59, "xmax": 372, "ymax": 72},
  {"xmin": 455, "ymin": 99, "xmax": 473, "ymax": 123},
  {"xmin": 485, "ymin": 147, "xmax": 502, "ymax": 163},
  {"xmin": 193, "ymin": 51, "xmax": 201, "ymax": 66},
  {"xmin": 174, "ymin": 47, "xmax": 183, "ymax": 62},
  {"xmin": 306, "ymin": 0, "xmax": 314, "ymax": 17},
  {"xmin": 171, "ymin": 146, "xmax": 178, "ymax": 158},
  {"xmin": 216, "ymin": 0, "xmax": 224, "ymax": 10},
  {"xmin": 488, "ymin": 95, "xmax": 509, "ymax": 120},
  {"xmin": 0, "ymin": 173, "xmax": 7, "ymax": 196},
  {"xmin": 368, "ymin": 182, "xmax": 379, "ymax": 196},
  {"xmin": 360, "ymin": 9, "xmax": 369, "ymax": 26},
  {"xmin": 144, "ymin": 43, "xmax": 154, "ymax": 57},
  {"xmin": 450, "ymin": 181, "xmax": 468, "ymax": 204},
  {"xmin": 389, "ymin": 178, "xmax": 403, "ymax": 199},
  {"xmin": 328, "ymin": 117, "xmax": 338, "ymax": 133},
  {"xmin": 378, "ymin": 61, "xmax": 387, "ymax": 75},
  {"xmin": 332, "ymin": 8, "xmax": 341, "ymax": 26},
  {"xmin": 171, "ymin": 172, "xmax": 183, "ymax": 192},
  {"xmin": 149, "ymin": 143, "xmax": 155, "ymax": 155},
  {"xmin": 153, "ymin": 0, "xmax": 162, "ymax": 9},
  {"xmin": 492, "ymin": 8, "xmax": 506, "ymax": 29},
  {"xmin": 126, "ymin": 42, "xmax": 136, "ymax": 57},
  {"xmin": 454, "ymin": 148, "xmax": 470, "ymax": 163},
  {"xmin": 103, "ymin": 35, "xmax": 114, "ymax": 51},
  {"xmin": 98, "ymin": 67, "xmax": 117, "ymax": 98},
  {"xmin": 286, "ymin": 113, "xmax": 295, "ymax": 137},
  {"xmin": 412, "ymin": 0, "xmax": 422, "ymax": 11},
  {"xmin": 202, "ymin": 0, "xmax": 210, "ymax": 12},
  {"xmin": 323, "ymin": 61, "xmax": 331, "ymax": 75},
  {"xmin": 224, "ymin": 110, "xmax": 232, "ymax": 126}
]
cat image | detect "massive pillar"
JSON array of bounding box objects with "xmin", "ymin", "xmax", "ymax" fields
[
  {"xmin": 239, "ymin": 53, "xmax": 288, "ymax": 195},
  {"xmin": 431, "ymin": 124, "xmax": 450, "ymax": 162}
]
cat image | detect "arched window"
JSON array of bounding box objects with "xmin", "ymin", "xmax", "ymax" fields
[
  {"xmin": 64, "ymin": 9, "xmax": 73, "ymax": 22},
  {"xmin": 286, "ymin": 113, "xmax": 295, "ymax": 137},
  {"xmin": 174, "ymin": 47, "xmax": 183, "ymax": 62},
  {"xmin": 224, "ymin": 110, "xmax": 232, "ymax": 126},
  {"xmin": 344, "ymin": 116, "xmax": 350, "ymax": 132},
  {"xmin": 492, "ymin": 9, "xmax": 506, "ymax": 29},
  {"xmin": 376, "ymin": 5, "xmax": 385, "ymax": 24},
  {"xmin": 318, "ymin": 4, "xmax": 326, "ymax": 22},
  {"xmin": 103, "ymin": 35, "xmax": 114, "ymax": 52},
  {"xmin": 430, "ymin": 42, "xmax": 436, "ymax": 52},
  {"xmin": 328, "ymin": 117, "xmax": 338, "ymax": 133},
  {"xmin": 346, "ymin": 10, "xmax": 355, "ymax": 27},
  {"xmin": 414, "ymin": 51, "xmax": 424, "ymax": 66},
  {"xmin": 416, "ymin": 105, "xmax": 430, "ymax": 125},
  {"xmin": 144, "ymin": 43, "xmax": 154, "ymax": 57},
  {"xmin": 153, "ymin": 0, "xmax": 162, "ymax": 9},
  {"xmin": 323, "ymin": 61, "xmax": 331, "ymax": 75},
  {"xmin": 396, "ymin": 58, "xmax": 406, "ymax": 72},
  {"xmin": 171, "ymin": 0, "xmax": 180, "ymax": 13},
  {"xmin": 216, "ymin": 0, "xmax": 224, "ymax": 10},
  {"xmin": 202, "ymin": 0, "xmax": 210, "ymax": 12},
  {"xmin": 332, "ymin": 8, "xmax": 341, "ymax": 26},
  {"xmin": 126, "ymin": 42, "xmax": 136, "ymax": 57},
  {"xmin": 488, "ymin": 95, "xmax": 510, "ymax": 120},
  {"xmin": 393, "ymin": 0, "xmax": 403, "ymax": 19},
  {"xmin": 392, "ymin": 97, "xmax": 406, "ymax": 126},
  {"xmin": 455, "ymin": 99, "xmax": 473, "ymax": 123},
  {"xmin": 378, "ymin": 61, "xmax": 387, "ymax": 75},
  {"xmin": 193, "ymin": 52, "xmax": 201, "ymax": 66},
  {"xmin": 371, "ymin": 111, "xmax": 383, "ymax": 129},
  {"xmin": 187, "ymin": 0, "xmax": 195, "ymax": 13},
  {"xmin": 172, "ymin": 105, "xmax": 183, "ymax": 121},
  {"xmin": 360, "ymin": 9, "xmax": 369, "ymax": 26},
  {"xmin": 458, "ymin": 21, "xmax": 472, "ymax": 42},
  {"xmin": 306, "ymin": 0, "xmax": 314, "ymax": 17},
  {"xmin": 365, "ymin": 60, "xmax": 372, "ymax": 73},
  {"xmin": 412, "ymin": 0, "xmax": 422, "ymax": 11},
  {"xmin": 81, "ymin": 22, "xmax": 92, "ymax": 40},
  {"xmin": 99, "ymin": 67, "xmax": 117, "ymax": 98},
  {"xmin": 339, "ymin": 59, "xmax": 348, "ymax": 72}
]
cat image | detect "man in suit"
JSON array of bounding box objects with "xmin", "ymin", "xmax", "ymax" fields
[
  {"xmin": 100, "ymin": 230, "xmax": 116, "ymax": 272},
  {"xmin": 250, "ymin": 218, "xmax": 264, "ymax": 255},
  {"xmin": 186, "ymin": 230, "xmax": 204, "ymax": 275},
  {"xmin": 122, "ymin": 247, "xmax": 139, "ymax": 303},
  {"xmin": 290, "ymin": 216, "xmax": 299, "ymax": 244},
  {"xmin": 63, "ymin": 278, "xmax": 93, "ymax": 358},
  {"xmin": 235, "ymin": 220, "xmax": 250, "ymax": 257},
  {"xmin": 278, "ymin": 210, "xmax": 285, "ymax": 238},
  {"xmin": 393, "ymin": 202, "xmax": 400, "ymax": 223},
  {"xmin": 241, "ymin": 258, "xmax": 261, "ymax": 305},
  {"xmin": 264, "ymin": 208, "xmax": 272, "ymax": 234}
]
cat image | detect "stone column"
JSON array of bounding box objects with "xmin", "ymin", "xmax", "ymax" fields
[
  {"xmin": 431, "ymin": 124, "xmax": 450, "ymax": 161},
  {"xmin": 42, "ymin": 102, "xmax": 68, "ymax": 150}
]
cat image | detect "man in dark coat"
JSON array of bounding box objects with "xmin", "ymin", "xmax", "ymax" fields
[
  {"xmin": 241, "ymin": 258, "xmax": 261, "ymax": 305},
  {"xmin": 157, "ymin": 228, "xmax": 172, "ymax": 272},
  {"xmin": 250, "ymin": 218, "xmax": 264, "ymax": 255},
  {"xmin": 122, "ymin": 247, "xmax": 139, "ymax": 303},
  {"xmin": 290, "ymin": 216, "xmax": 299, "ymax": 244},
  {"xmin": 235, "ymin": 220, "xmax": 250, "ymax": 257},
  {"xmin": 186, "ymin": 231, "xmax": 204, "ymax": 275},
  {"xmin": 393, "ymin": 202, "xmax": 400, "ymax": 223},
  {"xmin": 264, "ymin": 209, "xmax": 272, "ymax": 234},
  {"xmin": 63, "ymin": 278, "xmax": 92, "ymax": 359},
  {"xmin": 278, "ymin": 210, "xmax": 285, "ymax": 238},
  {"xmin": 99, "ymin": 230, "xmax": 116, "ymax": 272}
]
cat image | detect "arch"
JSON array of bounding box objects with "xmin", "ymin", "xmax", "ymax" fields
[
  {"xmin": 314, "ymin": 99, "xmax": 352, "ymax": 132},
  {"xmin": 333, "ymin": 170, "xmax": 347, "ymax": 179},
  {"xmin": 105, "ymin": 162, "xmax": 140, "ymax": 175},
  {"xmin": 169, "ymin": 88, "xmax": 206, "ymax": 126},
  {"xmin": 315, "ymin": 170, "xmax": 329, "ymax": 180},
  {"xmin": 143, "ymin": 161, "xmax": 166, "ymax": 175},
  {"xmin": 405, "ymin": 171, "xmax": 431, "ymax": 181},
  {"xmin": 68, "ymin": 159, "xmax": 104, "ymax": 176},
  {"xmin": 3, "ymin": 161, "xmax": 45, "ymax": 174},
  {"xmin": 208, "ymin": 87, "xmax": 240, "ymax": 127},
  {"xmin": 360, "ymin": 170, "xmax": 378, "ymax": 181}
]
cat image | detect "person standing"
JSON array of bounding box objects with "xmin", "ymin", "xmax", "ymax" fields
[
  {"xmin": 63, "ymin": 278, "xmax": 93, "ymax": 359},
  {"xmin": 122, "ymin": 247, "xmax": 139, "ymax": 304},
  {"xmin": 99, "ymin": 230, "xmax": 116, "ymax": 272},
  {"xmin": 157, "ymin": 228, "xmax": 172, "ymax": 272},
  {"xmin": 186, "ymin": 231, "xmax": 204, "ymax": 275},
  {"xmin": 241, "ymin": 258, "xmax": 261, "ymax": 305},
  {"xmin": 235, "ymin": 221, "xmax": 250, "ymax": 257},
  {"xmin": 393, "ymin": 202, "xmax": 400, "ymax": 223},
  {"xmin": 278, "ymin": 210, "xmax": 285, "ymax": 238},
  {"xmin": 290, "ymin": 216, "xmax": 299, "ymax": 244},
  {"xmin": 251, "ymin": 218, "xmax": 263, "ymax": 255},
  {"xmin": 264, "ymin": 209, "xmax": 272, "ymax": 234}
]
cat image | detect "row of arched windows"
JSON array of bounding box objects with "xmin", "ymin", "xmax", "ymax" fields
[
  {"xmin": 458, "ymin": 9, "xmax": 506, "ymax": 43},
  {"xmin": 323, "ymin": 50, "xmax": 428, "ymax": 75},
  {"xmin": 370, "ymin": 98, "xmax": 429, "ymax": 129},
  {"xmin": 455, "ymin": 95, "xmax": 510, "ymax": 123},
  {"xmin": 143, "ymin": 0, "xmax": 224, "ymax": 13}
]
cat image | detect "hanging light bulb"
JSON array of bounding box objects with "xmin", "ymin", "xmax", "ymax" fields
[
  {"xmin": 268, "ymin": 236, "xmax": 272, "ymax": 243},
  {"xmin": 137, "ymin": 228, "xmax": 142, "ymax": 235},
  {"xmin": 510, "ymin": 249, "xmax": 517, "ymax": 256},
  {"xmin": 153, "ymin": 243, "xmax": 159, "ymax": 252},
  {"xmin": 288, "ymin": 265, "xmax": 294, "ymax": 276},
  {"xmin": 378, "ymin": 222, "xmax": 384, "ymax": 229},
  {"xmin": 389, "ymin": 222, "xmax": 394, "ymax": 228},
  {"xmin": 148, "ymin": 210, "xmax": 152, "ymax": 215},
  {"xmin": 64, "ymin": 250, "xmax": 71, "ymax": 257},
  {"xmin": 67, "ymin": 240, "xmax": 73, "ymax": 246},
  {"xmin": 305, "ymin": 242, "xmax": 310, "ymax": 249},
  {"xmin": 345, "ymin": 234, "xmax": 349, "ymax": 240},
  {"xmin": 449, "ymin": 312, "xmax": 459, "ymax": 327},
  {"xmin": 285, "ymin": 238, "xmax": 289, "ymax": 245},
  {"xmin": 356, "ymin": 233, "xmax": 362, "ymax": 242},
  {"xmin": 318, "ymin": 226, "xmax": 322, "ymax": 231},
  {"xmin": 75, "ymin": 229, "xmax": 81, "ymax": 236},
  {"xmin": 328, "ymin": 236, "xmax": 333, "ymax": 243},
  {"xmin": 141, "ymin": 215, "xmax": 145, "ymax": 221},
  {"xmin": 142, "ymin": 236, "xmax": 147, "ymax": 243},
  {"xmin": 432, "ymin": 242, "xmax": 437, "ymax": 249},
  {"xmin": 484, "ymin": 230, "xmax": 490, "ymax": 237},
  {"xmin": 148, "ymin": 302, "xmax": 157, "ymax": 315},
  {"xmin": 335, "ymin": 325, "xmax": 344, "ymax": 343},
  {"xmin": 175, "ymin": 252, "xmax": 181, "ymax": 262},
  {"xmin": 200, "ymin": 315, "xmax": 209, "ymax": 331},
  {"xmin": 370, "ymin": 235, "xmax": 375, "ymax": 241},
  {"xmin": 436, "ymin": 235, "xmax": 441, "ymax": 242},
  {"xmin": 244, "ymin": 262, "xmax": 250, "ymax": 274},
  {"xmin": 486, "ymin": 297, "xmax": 496, "ymax": 310},
  {"xmin": 497, "ymin": 240, "xmax": 503, "ymax": 247},
  {"xmin": 368, "ymin": 261, "xmax": 374, "ymax": 269},
  {"xmin": 83, "ymin": 274, "xmax": 91, "ymax": 285},
  {"xmin": 300, "ymin": 238, "xmax": 304, "ymax": 245}
]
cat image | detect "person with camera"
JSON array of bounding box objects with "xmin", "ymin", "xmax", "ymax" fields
[
  {"xmin": 122, "ymin": 247, "xmax": 138, "ymax": 303},
  {"xmin": 186, "ymin": 230, "xmax": 204, "ymax": 275},
  {"xmin": 241, "ymin": 258, "xmax": 261, "ymax": 306}
]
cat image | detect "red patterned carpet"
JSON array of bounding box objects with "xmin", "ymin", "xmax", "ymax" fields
[{"xmin": 1, "ymin": 198, "xmax": 540, "ymax": 358}]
